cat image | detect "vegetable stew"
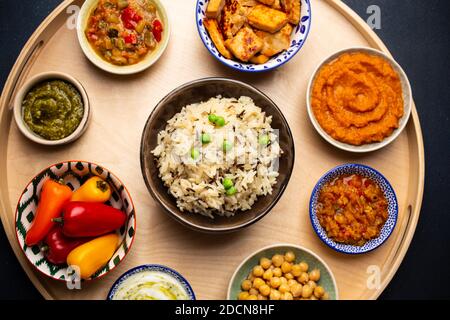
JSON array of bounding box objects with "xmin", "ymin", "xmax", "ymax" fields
[{"xmin": 85, "ymin": 0, "xmax": 164, "ymax": 66}]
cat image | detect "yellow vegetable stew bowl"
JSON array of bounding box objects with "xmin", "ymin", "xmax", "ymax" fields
[
  {"xmin": 77, "ymin": 0, "xmax": 170, "ymax": 75},
  {"xmin": 14, "ymin": 160, "xmax": 136, "ymax": 281}
]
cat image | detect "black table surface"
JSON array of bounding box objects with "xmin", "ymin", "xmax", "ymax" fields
[{"xmin": 1, "ymin": 0, "xmax": 449, "ymax": 300}]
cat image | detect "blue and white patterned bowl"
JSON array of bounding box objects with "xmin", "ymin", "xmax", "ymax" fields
[
  {"xmin": 309, "ymin": 164, "xmax": 398, "ymax": 254},
  {"xmin": 107, "ymin": 264, "xmax": 196, "ymax": 300},
  {"xmin": 196, "ymin": 0, "xmax": 312, "ymax": 72}
]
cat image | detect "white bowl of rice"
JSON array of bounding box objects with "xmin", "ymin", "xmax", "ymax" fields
[{"xmin": 140, "ymin": 78, "xmax": 295, "ymax": 232}]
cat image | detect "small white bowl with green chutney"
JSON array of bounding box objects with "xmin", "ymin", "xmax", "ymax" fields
[{"xmin": 13, "ymin": 72, "xmax": 91, "ymax": 146}]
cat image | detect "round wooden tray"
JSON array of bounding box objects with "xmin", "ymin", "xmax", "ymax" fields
[{"xmin": 0, "ymin": 0, "xmax": 424, "ymax": 300}]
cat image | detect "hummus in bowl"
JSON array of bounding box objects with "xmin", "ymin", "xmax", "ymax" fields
[
  {"xmin": 307, "ymin": 47, "xmax": 412, "ymax": 153},
  {"xmin": 107, "ymin": 264, "xmax": 195, "ymax": 300}
]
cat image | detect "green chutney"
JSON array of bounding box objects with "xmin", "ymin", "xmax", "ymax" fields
[{"xmin": 22, "ymin": 80, "xmax": 84, "ymax": 140}]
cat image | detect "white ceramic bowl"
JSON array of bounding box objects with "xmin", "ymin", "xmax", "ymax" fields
[
  {"xmin": 77, "ymin": 0, "xmax": 170, "ymax": 75},
  {"xmin": 13, "ymin": 72, "xmax": 91, "ymax": 146},
  {"xmin": 306, "ymin": 47, "xmax": 412, "ymax": 153}
]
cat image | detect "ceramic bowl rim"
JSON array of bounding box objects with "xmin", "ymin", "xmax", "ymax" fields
[
  {"xmin": 195, "ymin": 0, "xmax": 313, "ymax": 73},
  {"xmin": 140, "ymin": 77, "xmax": 295, "ymax": 233},
  {"xmin": 14, "ymin": 160, "xmax": 137, "ymax": 281},
  {"xmin": 309, "ymin": 163, "xmax": 399, "ymax": 254},
  {"xmin": 226, "ymin": 243, "xmax": 339, "ymax": 300},
  {"xmin": 76, "ymin": 0, "xmax": 171, "ymax": 75},
  {"xmin": 306, "ymin": 46, "xmax": 413, "ymax": 153},
  {"xmin": 13, "ymin": 71, "xmax": 91, "ymax": 146},
  {"xmin": 106, "ymin": 264, "xmax": 196, "ymax": 300}
]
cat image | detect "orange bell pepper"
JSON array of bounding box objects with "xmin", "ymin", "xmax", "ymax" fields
[
  {"xmin": 25, "ymin": 179, "xmax": 72, "ymax": 246},
  {"xmin": 66, "ymin": 233, "xmax": 119, "ymax": 280}
]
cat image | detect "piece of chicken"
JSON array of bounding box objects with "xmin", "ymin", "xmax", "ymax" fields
[
  {"xmin": 247, "ymin": 4, "xmax": 288, "ymax": 33},
  {"xmin": 206, "ymin": 0, "xmax": 226, "ymax": 19},
  {"xmin": 272, "ymin": 0, "xmax": 282, "ymax": 10},
  {"xmin": 225, "ymin": 26, "xmax": 263, "ymax": 62},
  {"xmin": 256, "ymin": 23, "xmax": 293, "ymax": 57},
  {"xmin": 220, "ymin": 0, "xmax": 248, "ymax": 39},
  {"xmin": 204, "ymin": 19, "xmax": 233, "ymax": 59},
  {"xmin": 241, "ymin": 0, "xmax": 259, "ymax": 7},
  {"xmin": 257, "ymin": 0, "xmax": 275, "ymax": 5},
  {"xmin": 249, "ymin": 54, "xmax": 270, "ymax": 64},
  {"xmin": 287, "ymin": 0, "xmax": 301, "ymax": 25},
  {"xmin": 280, "ymin": 0, "xmax": 293, "ymax": 12}
]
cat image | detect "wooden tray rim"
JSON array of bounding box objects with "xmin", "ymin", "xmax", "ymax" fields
[{"xmin": 0, "ymin": 0, "xmax": 425, "ymax": 300}]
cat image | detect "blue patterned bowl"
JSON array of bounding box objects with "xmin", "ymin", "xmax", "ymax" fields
[
  {"xmin": 107, "ymin": 264, "xmax": 196, "ymax": 300},
  {"xmin": 309, "ymin": 164, "xmax": 398, "ymax": 254},
  {"xmin": 15, "ymin": 161, "xmax": 136, "ymax": 281},
  {"xmin": 196, "ymin": 0, "xmax": 312, "ymax": 72}
]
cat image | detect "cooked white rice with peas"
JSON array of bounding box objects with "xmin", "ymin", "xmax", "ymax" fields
[{"xmin": 151, "ymin": 96, "xmax": 282, "ymax": 218}]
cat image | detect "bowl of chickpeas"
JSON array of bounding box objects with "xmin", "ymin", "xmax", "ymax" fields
[{"xmin": 228, "ymin": 244, "xmax": 338, "ymax": 300}]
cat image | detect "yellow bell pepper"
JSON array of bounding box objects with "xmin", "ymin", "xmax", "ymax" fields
[
  {"xmin": 71, "ymin": 176, "xmax": 112, "ymax": 202},
  {"xmin": 67, "ymin": 233, "xmax": 119, "ymax": 280}
]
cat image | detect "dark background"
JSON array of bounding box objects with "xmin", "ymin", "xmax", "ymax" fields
[{"xmin": 0, "ymin": 0, "xmax": 449, "ymax": 300}]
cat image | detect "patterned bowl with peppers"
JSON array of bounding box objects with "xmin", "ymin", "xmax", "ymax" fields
[{"xmin": 14, "ymin": 161, "xmax": 136, "ymax": 281}]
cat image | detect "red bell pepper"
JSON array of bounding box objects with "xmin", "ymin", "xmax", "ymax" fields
[
  {"xmin": 152, "ymin": 19, "xmax": 163, "ymax": 42},
  {"xmin": 124, "ymin": 33, "xmax": 137, "ymax": 44},
  {"xmin": 121, "ymin": 7, "xmax": 142, "ymax": 30},
  {"xmin": 41, "ymin": 226, "xmax": 91, "ymax": 265},
  {"xmin": 54, "ymin": 202, "xmax": 126, "ymax": 237}
]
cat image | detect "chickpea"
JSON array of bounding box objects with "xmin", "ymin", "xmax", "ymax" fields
[
  {"xmin": 309, "ymin": 269, "xmax": 321, "ymax": 282},
  {"xmin": 263, "ymin": 269, "xmax": 273, "ymax": 281},
  {"xmin": 272, "ymin": 254, "xmax": 284, "ymax": 267},
  {"xmin": 260, "ymin": 257, "xmax": 272, "ymax": 270},
  {"xmin": 291, "ymin": 283, "xmax": 303, "ymax": 298},
  {"xmin": 281, "ymin": 261, "xmax": 292, "ymax": 273},
  {"xmin": 269, "ymin": 289, "xmax": 281, "ymax": 300},
  {"xmin": 269, "ymin": 277, "xmax": 281, "ymax": 289},
  {"xmin": 301, "ymin": 284, "xmax": 313, "ymax": 299},
  {"xmin": 238, "ymin": 291, "xmax": 249, "ymax": 300},
  {"xmin": 287, "ymin": 279, "xmax": 298, "ymax": 287},
  {"xmin": 284, "ymin": 251, "xmax": 296, "ymax": 263},
  {"xmin": 249, "ymin": 288, "xmax": 258, "ymax": 296},
  {"xmin": 280, "ymin": 277, "xmax": 288, "ymax": 285},
  {"xmin": 291, "ymin": 264, "xmax": 302, "ymax": 277},
  {"xmin": 322, "ymin": 292, "xmax": 329, "ymax": 300},
  {"xmin": 247, "ymin": 295, "xmax": 258, "ymax": 300},
  {"xmin": 314, "ymin": 286, "xmax": 325, "ymax": 298},
  {"xmin": 257, "ymin": 294, "xmax": 268, "ymax": 300},
  {"xmin": 299, "ymin": 261, "xmax": 309, "ymax": 272},
  {"xmin": 253, "ymin": 265, "xmax": 264, "ymax": 277},
  {"xmin": 253, "ymin": 278, "xmax": 265, "ymax": 289},
  {"xmin": 298, "ymin": 272, "xmax": 309, "ymax": 284},
  {"xmin": 278, "ymin": 283, "xmax": 290, "ymax": 294},
  {"xmin": 281, "ymin": 292, "xmax": 294, "ymax": 300},
  {"xmin": 247, "ymin": 274, "xmax": 255, "ymax": 282},
  {"xmin": 273, "ymin": 267, "xmax": 282, "ymax": 277},
  {"xmin": 259, "ymin": 284, "xmax": 271, "ymax": 296},
  {"xmin": 284, "ymin": 272, "xmax": 294, "ymax": 280},
  {"xmin": 307, "ymin": 280, "xmax": 317, "ymax": 290},
  {"xmin": 241, "ymin": 279, "xmax": 252, "ymax": 291},
  {"xmin": 310, "ymin": 295, "xmax": 318, "ymax": 300}
]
